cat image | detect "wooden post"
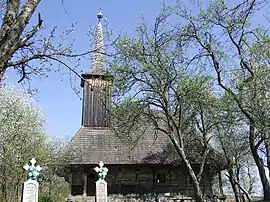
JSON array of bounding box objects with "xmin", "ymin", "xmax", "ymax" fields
[
  {"xmin": 118, "ymin": 167, "xmax": 122, "ymax": 194},
  {"xmin": 169, "ymin": 169, "xmax": 172, "ymax": 194},
  {"xmin": 69, "ymin": 172, "xmax": 72, "ymax": 195},
  {"xmin": 83, "ymin": 173, "xmax": 87, "ymax": 196},
  {"xmin": 152, "ymin": 168, "xmax": 156, "ymax": 193}
]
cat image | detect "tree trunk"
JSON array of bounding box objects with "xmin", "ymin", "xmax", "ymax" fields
[
  {"xmin": 228, "ymin": 168, "xmax": 241, "ymax": 202},
  {"xmin": 218, "ymin": 171, "xmax": 224, "ymax": 196},
  {"xmin": 172, "ymin": 137, "xmax": 204, "ymax": 202},
  {"xmin": 249, "ymin": 123, "xmax": 270, "ymax": 201},
  {"xmin": 0, "ymin": 62, "xmax": 6, "ymax": 83},
  {"xmin": 264, "ymin": 139, "xmax": 270, "ymax": 180},
  {"xmin": 184, "ymin": 158, "xmax": 204, "ymax": 202},
  {"xmin": 192, "ymin": 179, "xmax": 204, "ymax": 202},
  {"xmin": 236, "ymin": 182, "xmax": 252, "ymax": 202},
  {"xmin": 16, "ymin": 174, "xmax": 23, "ymax": 202},
  {"xmin": 0, "ymin": 0, "xmax": 41, "ymax": 84}
]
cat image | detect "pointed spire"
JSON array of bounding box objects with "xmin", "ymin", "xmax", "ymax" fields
[{"xmin": 91, "ymin": 9, "xmax": 105, "ymax": 74}]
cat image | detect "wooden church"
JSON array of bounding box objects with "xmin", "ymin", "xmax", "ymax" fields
[{"xmin": 67, "ymin": 11, "xmax": 225, "ymax": 202}]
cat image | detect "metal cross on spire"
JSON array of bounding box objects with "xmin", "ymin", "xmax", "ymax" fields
[
  {"xmin": 23, "ymin": 158, "xmax": 42, "ymax": 181},
  {"xmin": 94, "ymin": 161, "xmax": 108, "ymax": 180},
  {"xmin": 91, "ymin": 9, "xmax": 105, "ymax": 74},
  {"xmin": 97, "ymin": 8, "xmax": 103, "ymax": 21}
]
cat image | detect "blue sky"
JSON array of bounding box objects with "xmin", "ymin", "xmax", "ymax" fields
[
  {"xmin": 5, "ymin": 0, "xmax": 269, "ymax": 140},
  {"xmin": 6, "ymin": 0, "xmax": 175, "ymax": 140}
]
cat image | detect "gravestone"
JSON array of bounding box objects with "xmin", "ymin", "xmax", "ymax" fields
[
  {"xmin": 96, "ymin": 179, "xmax": 107, "ymax": 202},
  {"xmin": 94, "ymin": 161, "xmax": 108, "ymax": 202},
  {"xmin": 22, "ymin": 179, "xmax": 39, "ymax": 202},
  {"xmin": 22, "ymin": 158, "xmax": 42, "ymax": 202}
]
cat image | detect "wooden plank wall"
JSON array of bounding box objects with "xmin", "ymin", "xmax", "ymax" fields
[
  {"xmin": 82, "ymin": 77, "xmax": 112, "ymax": 127},
  {"xmin": 71, "ymin": 165, "xmax": 214, "ymax": 197}
]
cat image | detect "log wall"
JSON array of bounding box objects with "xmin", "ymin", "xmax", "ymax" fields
[{"xmin": 70, "ymin": 165, "xmax": 213, "ymax": 198}]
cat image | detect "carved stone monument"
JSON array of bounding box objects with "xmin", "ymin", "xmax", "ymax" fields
[
  {"xmin": 94, "ymin": 161, "xmax": 108, "ymax": 202},
  {"xmin": 22, "ymin": 180, "xmax": 39, "ymax": 202},
  {"xmin": 96, "ymin": 179, "xmax": 107, "ymax": 202},
  {"xmin": 22, "ymin": 158, "xmax": 42, "ymax": 202}
]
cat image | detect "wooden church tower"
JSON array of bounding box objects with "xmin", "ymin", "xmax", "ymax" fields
[{"xmin": 80, "ymin": 10, "xmax": 113, "ymax": 127}]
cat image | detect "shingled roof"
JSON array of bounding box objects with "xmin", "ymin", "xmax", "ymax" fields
[
  {"xmin": 68, "ymin": 125, "xmax": 225, "ymax": 170},
  {"xmin": 68, "ymin": 126, "xmax": 171, "ymax": 165}
]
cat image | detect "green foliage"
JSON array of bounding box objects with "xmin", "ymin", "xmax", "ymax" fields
[
  {"xmin": 0, "ymin": 85, "xmax": 69, "ymax": 202},
  {"xmin": 170, "ymin": 0, "xmax": 270, "ymax": 199},
  {"xmin": 39, "ymin": 175, "xmax": 69, "ymax": 202},
  {"xmin": 38, "ymin": 196, "xmax": 53, "ymax": 202},
  {"xmin": 111, "ymin": 1, "xmax": 270, "ymax": 200}
]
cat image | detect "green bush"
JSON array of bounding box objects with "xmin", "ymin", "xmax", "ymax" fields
[{"xmin": 38, "ymin": 196, "xmax": 53, "ymax": 202}]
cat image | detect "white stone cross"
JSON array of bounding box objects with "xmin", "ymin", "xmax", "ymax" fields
[
  {"xmin": 23, "ymin": 158, "xmax": 42, "ymax": 181},
  {"xmin": 94, "ymin": 161, "xmax": 108, "ymax": 180}
]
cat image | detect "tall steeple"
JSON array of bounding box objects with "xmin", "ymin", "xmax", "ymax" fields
[
  {"xmin": 80, "ymin": 10, "xmax": 113, "ymax": 128},
  {"xmin": 91, "ymin": 9, "xmax": 105, "ymax": 74}
]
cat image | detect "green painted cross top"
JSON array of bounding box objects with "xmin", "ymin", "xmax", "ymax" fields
[
  {"xmin": 94, "ymin": 161, "xmax": 108, "ymax": 180},
  {"xmin": 23, "ymin": 158, "xmax": 42, "ymax": 181}
]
